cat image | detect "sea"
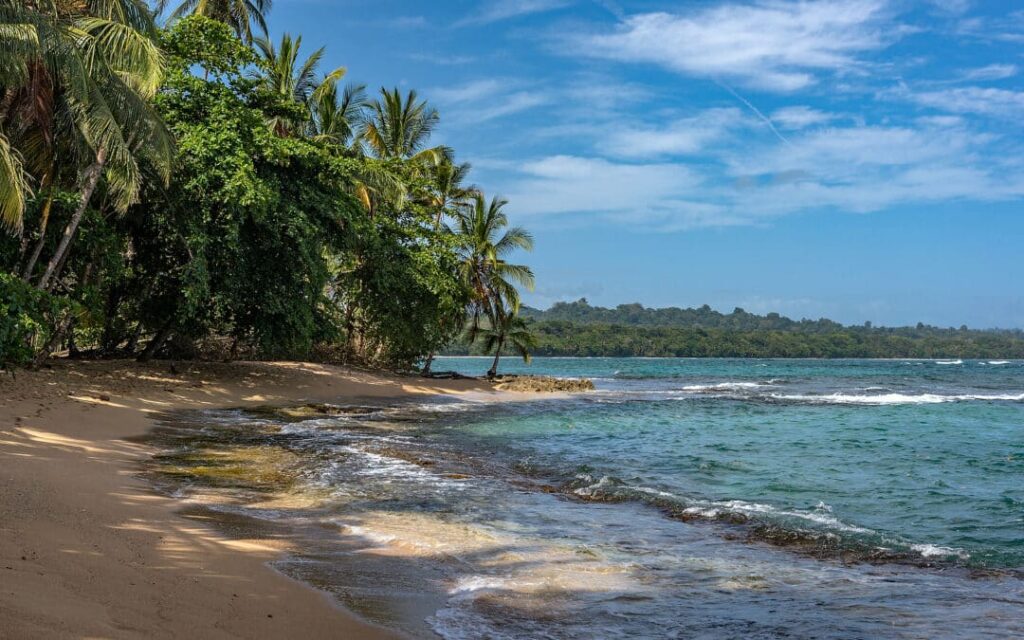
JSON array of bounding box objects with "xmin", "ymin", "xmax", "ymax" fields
[{"xmin": 146, "ymin": 357, "xmax": 1024, "ymax": 639}]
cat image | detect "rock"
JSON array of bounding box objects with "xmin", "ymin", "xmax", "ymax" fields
[{"xmin": 491, "ymin": 375, "xmax": 595, "ymax": 393}]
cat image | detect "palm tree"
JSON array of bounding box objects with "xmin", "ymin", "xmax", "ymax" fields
[
  {"xmin": 481, "ymin": 301, "xmax": 536, "ymax": 378},
  {"xmin": 0, "ymin": 0, "xmax": 172, "ymax": 291},
  {"xmin": 250, "ymin": 32, "xmax": 345, "ymax": 136},
  {"xmin": 452, "ymin": 192, "xmax": 535, "ymax": 338},
  {"xmin": 165, "ymin": 0, "xmax": 271, "ymax": 43},
  {"xmin": 308, "ymin": 78, "xmax": 367, "ymax": 148},
  {"xmin": 361, "ymin": 88, "xmax": 449, "ymax": 163},
  {"xmin": 423, "ymin": 159, "xmax": 477, "ymax": 227}
]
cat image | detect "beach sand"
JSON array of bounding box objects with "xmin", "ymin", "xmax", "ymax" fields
[{"xmin": 0, "ymin": 360, "xmax": 490, "ymax": 639}]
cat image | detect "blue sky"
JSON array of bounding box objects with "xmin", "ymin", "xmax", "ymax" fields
[{"xmin": 269, "ymin": 0, "xmax": 1024, "ymax": 328}]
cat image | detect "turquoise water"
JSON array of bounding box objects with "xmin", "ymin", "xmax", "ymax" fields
[
  {"xmin": 151, "ymin": 357, "xmax": 1024, "ymax": 638},
  {"xmin": 434, "ymin": 357, "xmax": 1024, "ymax": 569}
]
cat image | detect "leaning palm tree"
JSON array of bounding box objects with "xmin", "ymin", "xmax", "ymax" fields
[
  {"xmin": 480, "ymin": 301, "xmax": 536, "ymax": 378},
  {"xmin": 361, "ymin": 88, "xmax": 450, "ymax": 163},
  {"xmin": 250, "ymin": 32, "xmax": 345, "ymax": 136},
  {"xmin": 164, "ymin": 0, "xmax": 271, "ymax": 43},
  {"xmin": 0, "ymin": 0, "xmax": 172, "ymax": 291},
  {"xmin": 453, "ymin": 192, "xmax": 535, "ymax": 338},
  {"xmin": 308, "ymin": 78, "xmax": 367, "ymax": 148}
]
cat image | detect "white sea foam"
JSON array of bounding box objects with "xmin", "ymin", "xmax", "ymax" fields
[
  {"xmin": 340, "ymin": 524, "xmax": 398, "ymax": 547},
  {"xmin": 988, "ymin": 360, "xmax": 1011, "ymax": 365},
  {"xmin": 681, "ymin": 381, "xmax": 768, "ymax": 391},
  {"xmin": 936, "ymin": 359, "xmax": 963, "ymax": 365},
  {"xmin": 910, "ymin": 543, "xmax": 970, "ymax": 560},
  {"xmin": 449, "ymin": 575, "xmax": 515, "ymax": 595},
  {"xmin": 770, "ymin": 392, "xmax": 1024, "ymax": 405}
]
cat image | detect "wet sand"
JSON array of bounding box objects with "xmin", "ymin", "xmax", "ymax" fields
[{"xmin": 0, "ymin": 360, "xmax": 491, "ymax": 639}]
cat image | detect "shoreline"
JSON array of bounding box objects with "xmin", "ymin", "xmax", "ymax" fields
[{"xmin": 0, "ymin": 359, "xmax": 495, "ymax": 639}]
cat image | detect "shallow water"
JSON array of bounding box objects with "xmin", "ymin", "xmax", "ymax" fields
[{"xmin": 146, "ymin": 358, "xmax": 1024, "ymax": 638}]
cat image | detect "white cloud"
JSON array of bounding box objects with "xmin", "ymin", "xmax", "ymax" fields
[
  {"xmin": 501, "ymin": 155, "xmax": 721, "ymax": 228},
  {"xmin": 603, "ymin": 108, "xmax": 744, "ymax": 158},
  {"xmin": 720, "ymin": 120, "xmax": 1019, "ymax": 216},
  {"xmin": 431, "ymin": 79, "xmax": 549, "ymax": 124},
  {"xmin": 911, "ymin": 86, "xmax": 1024, "ymax": 117},
  {"xmin": 961, "ymin": 63, "xmax": 1017, "ymax": 81},
  {"xmin": 770, "ymin": 106, "xmax": 841, "ymax": 129},
  {"xmin": 573, "ymin": 0, "xmax": 897, "ymax": 91},
  {"xmin": 458, "ymin": 0, "xmax": 573, "ymax": 26},
  {"xmin": 486, "ymin": 118, "xmax": 1024, "ymax": 231}
]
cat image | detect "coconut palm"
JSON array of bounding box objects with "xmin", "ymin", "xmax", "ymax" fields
[
  {"xmin": 250, "ymin": 32, "xmax": 345, "ymax": 136},
  {"xmin": 361, "ymin": 88, "xmax": 449, "ymax": 163},
  {"xmin": 452, "ymin": 192, "xmax": 534, "ymax": 337},
  {"xmin": 0, "ymin": 0, "xmax": 172, "ymax": 291},
  {"xmin": 423, "ymin": 159, "xmax": 477, "ymax": 227},
  {"xmin": 480, "ymin": 301, "xmax": 536, "ymax": 378},
  {"xmin": 308, "ymin": 78, "xmax": 367, "ymax": 147},
  {"xmin": 164, "ymin": 0, "xmax": 271, "ymax": 43}
]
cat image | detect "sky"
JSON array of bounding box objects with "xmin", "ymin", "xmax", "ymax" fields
[{"xmin": 268, "ymin": 0, "xmax": 1024, "ymax": 328}]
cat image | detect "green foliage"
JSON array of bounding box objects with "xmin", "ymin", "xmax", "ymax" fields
[
  {"xmin": 0, "ymin": 11, "xmax": 532, "ymax": 370},
  {"xmin": 0, "ymin": 273, "xmax": 68, "ymax": 368}
]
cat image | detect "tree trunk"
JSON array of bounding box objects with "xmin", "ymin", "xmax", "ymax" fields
[
  {"xmin": 21, "ymin": 174, "xmax": 55, "ymax": 282},
  {"xmin": 32, "ymin": 312, "xmax": 74, "ymax": 368},
  {"xmin": 421, "ymin": 351, "xmax": 435, "ymax": 377},
  {"xmin": 99, "ymin": 285, "xmax": 125, "ymax": 353},
  {"xmin": 125, "ymin": 320, "xmax": 145, "ymax": 354},
  {"xmin": 37, "ymin": 147, "xmax": 107, "ymax": 291},
  {"xmin": 67, "ymin": 319, "xmax": 80, "ymax": 358},
  {"xmin": 487, "ymin": 339, "xmax": 503, "ymax": 378},
  {"xmin": 32, "ymin": 260, "xmax": 95, "ymax": 366},
  {"xmin": 137, "ymin": 319, "xmax": 174, "ymax": 363}
]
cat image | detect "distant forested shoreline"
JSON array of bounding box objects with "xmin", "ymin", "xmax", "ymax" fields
[{"xmin": 444, "ymin": 299, "xmax": 1024, "ymax": 358}]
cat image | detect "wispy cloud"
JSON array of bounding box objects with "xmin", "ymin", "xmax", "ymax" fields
[
  {"xmin": 457, "ymin": 0, "xmax": 573, "ymax": 27},
  {"xmin": 501, "ymin": 155, "xmax": 710, "ymax": 220},
  {"xmin": 910, "ymin": 86, "xmax": 1024, "ymax": 117},
  {"xmin": 570, "ymin": 0, "xmax": 898, "ymax": 92},
  {"xmin": 960, "ymin": 63, "xmax": 1017, "ymax": 81},
  {"xmin": 603, "ymin": 108, "xmax": 744, "ymax": 158},
  {"xmin": 770, "ymin": 106, "xmax": 842, "ymax": 129},
  {"xmin": 486, "ymin": 117, "xmax": 1024, "ymax": 231},
  {"xmin": 431, "ymin": 79, "xmax": 550, "ymax": 124}
]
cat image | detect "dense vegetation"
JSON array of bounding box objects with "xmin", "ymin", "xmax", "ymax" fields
[
  {"xmin": 447, "ymin": 299, "xmax": 1024, "ymax": 358},
  {"xmin": 0, "ymin": 1, "xmax": 534, "ymax": 374}
]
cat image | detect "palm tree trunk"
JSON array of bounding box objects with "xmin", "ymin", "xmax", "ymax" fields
[
  {"xmin": 33, "ymin": 312, "xmax": 74, "ymax": 367},
  {"xmin": 421, "ymin": 351, "xmax": 435, "ymax": 377},
  {"xmin": 37, "ymin": 147, "xmax": 107, "ymax": 291},
  {"xmin": 21, "ymin": 187, "xmax": 55, "ymax": 281},
  {"xmin": 137, "ymin": 318, "xmax": 174, "ymax": 363},
  {"xmin": 487, "ymin": 338, "xmax": 504, "ymax": 378},
  {"xmin": 32, "ymin": 260, "xmax": 95, "ymax": 366}
]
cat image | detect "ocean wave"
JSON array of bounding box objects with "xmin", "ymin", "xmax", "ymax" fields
[
  {"xmin": 769, "ymin": 392, "xmax": 1024, "ymax": 405},
  {"xmin": 680, "ymin": 381, "xmax": 772, "ymax": 391},
  {"xmin": 936, "ymin": 359, "xmax": 963, "ymax": 365},
  {"xmin": 910, "ymin": 543, "xmax": 971, "ymax": 560},
  {"xmin": 988, "ymin": 360, "xmax": 1011, "ymax": 365},
  {"xmin": 568, "ymin": 474, "xmax": 978, "ymax": 566},
  {"xmin": 570, "ymin": 475, "xmax": 871, "ymax": 534}
]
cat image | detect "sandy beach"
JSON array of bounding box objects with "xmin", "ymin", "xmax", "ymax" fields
[{"xmin": 0, "ymin": 360, "xmax": 490, "ymax": 639}]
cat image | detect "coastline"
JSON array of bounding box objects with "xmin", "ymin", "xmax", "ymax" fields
[{"xmin": 0, "ymin": 360, "xmax": 492, "ymax": 639}]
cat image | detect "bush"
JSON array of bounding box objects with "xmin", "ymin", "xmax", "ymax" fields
[{"xmin": 0, "ymin": 274, "xmax": 67, "ymax": 369}]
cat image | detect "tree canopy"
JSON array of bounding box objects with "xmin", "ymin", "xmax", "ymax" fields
[{"xmin": 0, "ymin": 6, "xmax": 536, "ymax": 375}]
